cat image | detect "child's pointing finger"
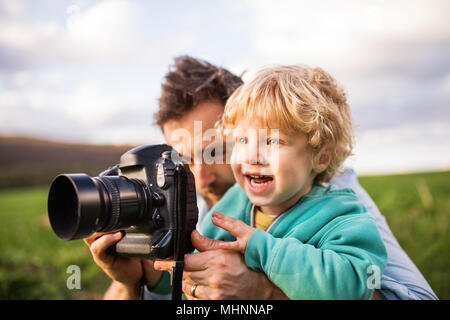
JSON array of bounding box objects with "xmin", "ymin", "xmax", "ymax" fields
[
  {"xmin": 211, "ymin": 211, "xmax": 256, "ymax": 254},
  {"xmin": 212, "ymin": 211, "xmax": 248, "ymax": 236}
]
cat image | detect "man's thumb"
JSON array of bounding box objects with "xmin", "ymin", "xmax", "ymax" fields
[{"xmin": 190, "ymin": 230, "xmax": 222, "ymax": 252}]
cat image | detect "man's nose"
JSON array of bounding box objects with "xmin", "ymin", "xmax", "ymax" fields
[{"xmin": 193, "ymin": 163, "xmax": 216, "ymax": 189}]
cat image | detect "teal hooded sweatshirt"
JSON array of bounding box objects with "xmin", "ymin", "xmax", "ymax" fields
[{"xmin": 198, "ymin": 183, "xmax": 388, "ymax": 300}]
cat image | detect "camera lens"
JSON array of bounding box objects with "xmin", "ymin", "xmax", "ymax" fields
[{"xmin": 48, "ymin": 174, "xmax": 151, "ymax": 240}]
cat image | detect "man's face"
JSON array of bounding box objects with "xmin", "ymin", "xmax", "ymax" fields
[{"xmin": 163, "ymin": 100, "xmax": 235, "ymax": 208}]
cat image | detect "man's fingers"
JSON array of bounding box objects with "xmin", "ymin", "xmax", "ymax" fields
[
  {"xmin": 152, "ymin": 262, "xmax": 210, "ymax": 287},
  {"xmin": 141, "ymin": 259, "xmax": 155, "ymax": 270},
  {"xmin": 83, "ymin": 232, "xmax": 104, "ymax": 247},
  {"xmin": 183, "ymin": 251, "xmax": 215, "ymax": 271},
  {"xmin": 83, "ymin": 232, "xmax": 118, "ymax": 247},
  {"xmin": 182, "ymin": 281, "xmax": 199, "ymax": 300},
  {"xmin": 191, "ymin": 230, "xmax": 225, "ymax": 252},
  {"xmin": 89, "ymin": 232, "xmax": 122, "ymax": 262},
  {"xmin": 182, "ymin": 281, "xmax": 210, "ymax": 300},
  {"xmin": 182, "ymin": 269, "xmax": 210, "ymax": 286},
  {"xmin": 212, "ymin": 211, "xmax": 250, "ymax": 238},
  {"xmin": 153, "ymin": 259, "xmax": 174, "ymax": 272},
  {"xmin": 154, "ymin": 251, "xmax": 214, "ymax": 272}
]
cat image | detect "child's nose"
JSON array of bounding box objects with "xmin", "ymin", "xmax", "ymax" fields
[
  {"xmin": 248, "ymin": 142, "xmax": 259, "ymax": 164},
  {"xmin": 247, "ymin": 139, "xmax": 268, "ymax": 165}
]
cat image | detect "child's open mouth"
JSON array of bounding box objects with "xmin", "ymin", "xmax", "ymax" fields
[{"xmin": 245, "ymin": 174, "xmax": 274, "ymax": 194}]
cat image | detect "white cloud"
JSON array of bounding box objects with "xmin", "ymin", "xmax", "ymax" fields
[
  {"xmin": 243, "ymin": 0, "xmax": 450, "ymax": 76},
  {"xmin": 9, "ymin": 71, "xmax": 31, "ymax": 87},
  {"xmin": 0, "ymin": 19, "xmax": 56, "ymax": 50},
  {"xmin": 92, "ymin": 124, "xmax": 164, "ymax": 146},
  {"xmin": 64, "ymin": 0, "xmax": 142, "ymax": 61},
  {"xmin": 0, "ymin": 0, "xmax": 162, "ymax": 69},
  {"xmin": 0, "ymin": 0, "xmax": 22, "ymax": 17},
  {"xmin": 443, "ymin": 73, "xmax": 450, "ymax": 98},
  {"xmin": 63, "ymin": 82, "xmax": 119, "ymax": 125},
  {"xmin": 352, "ymin": 123, "xmax": 450, "ymax": 174}
]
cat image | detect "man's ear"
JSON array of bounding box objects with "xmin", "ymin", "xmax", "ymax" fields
[{"xmin": 313, "ymin": 149, "xmax": 331, "ymax": 174}]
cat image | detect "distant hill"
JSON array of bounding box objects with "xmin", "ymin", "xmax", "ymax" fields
[{"xmin": 0, "ymin": 136, "xmax": 137, "ymax": 189}]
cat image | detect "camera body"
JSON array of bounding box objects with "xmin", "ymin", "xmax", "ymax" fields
[
  {"xmin": 113, "ymin": 144, "xmax": 198, "ymax": 259},
  {"xmin": 48, "ymin": 144, "xmax": 198, "ymax": 260}
]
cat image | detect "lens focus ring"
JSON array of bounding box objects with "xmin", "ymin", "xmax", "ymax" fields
[{"xmin": 98, "ymin": 177, "xmax": 121, "ymax": 231}]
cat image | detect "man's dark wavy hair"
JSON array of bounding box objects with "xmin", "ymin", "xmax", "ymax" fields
[{"xmin": 154, "ymin": 55, "xmax": 243, "ymax": 129}]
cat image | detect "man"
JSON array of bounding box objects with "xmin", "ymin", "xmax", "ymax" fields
[{"xmin": 84, "ymin": 56, "xmax": 437, "ymax": 300}]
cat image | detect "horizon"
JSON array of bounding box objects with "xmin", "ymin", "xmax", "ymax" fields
[{"xmin": 2, "ymin": 134, "xmax": 449, "ymax": 176}]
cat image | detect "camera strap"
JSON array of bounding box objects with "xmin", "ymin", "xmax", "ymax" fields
[
  {"xmin": 171, "ymin": 260, "xmax": 184, "ymax": 299},
  {"xmin": 171, "ymin": 165, "xmax": 187, "ymax": 300}
]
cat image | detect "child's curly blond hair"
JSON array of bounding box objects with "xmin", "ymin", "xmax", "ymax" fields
[{"xmin": 222, "ymin": 65, "xmax": 354, "ymax": 182}]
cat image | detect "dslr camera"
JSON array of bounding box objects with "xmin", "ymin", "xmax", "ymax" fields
[{"xmin": 47, "ymin": 144, "xmax": 198, "ymax": 298}]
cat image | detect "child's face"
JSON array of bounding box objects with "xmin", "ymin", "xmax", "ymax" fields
[{"xmin": 231, "ymin": 120, "xmax": 317, "ymax": 215}]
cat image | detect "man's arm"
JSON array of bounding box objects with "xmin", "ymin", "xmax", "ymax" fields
[
  {"xmin": 153, "ymin": 231, "xmax": 289, "ymax": 300},
  {"xmin": 104, "ymin": 260, "xmax": 164, "ymax": 300},
  {"xmin": 104, "ymin": 280, "xmax": 141, "ymax": 300},
  {"xmin": 330, "ymin": 167, "xmax": 438, "ymax": 300}
]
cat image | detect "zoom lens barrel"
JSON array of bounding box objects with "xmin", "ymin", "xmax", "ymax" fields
[{"xmin": 48, "ymin": 174, "xmax": 152, "ymax": 240}]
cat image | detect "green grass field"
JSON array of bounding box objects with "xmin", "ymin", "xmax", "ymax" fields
[
  {"xmin": 359, "ymin": 171, "xmax": 449, "ymax": 299},
  {"xmin": 0, "ymin": 187, "xmax": 111, "ymax": 299},
  {"xmin": 0, "ymin": 171, "xmax": 448, "ymax": 299}
]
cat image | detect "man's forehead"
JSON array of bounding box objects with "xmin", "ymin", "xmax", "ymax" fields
[
  {"xmin": 172, "ymin": 137, "xmax": 220, "ymax": 155},
  {"xmin": 164, "ymin": 123, "xmax": 222, "ymax": 155},
  {"xmin": 163, "ymin": 113, "xmax": 222, "ymax": 137},
  {"xmin": 162, "ymin": 100, "xmax": 225, "ymax": 153}
]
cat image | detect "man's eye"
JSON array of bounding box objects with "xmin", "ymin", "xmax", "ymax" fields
[{"xmin": 179, "ymin": 153, "xmax": 192, "ymax": 163}]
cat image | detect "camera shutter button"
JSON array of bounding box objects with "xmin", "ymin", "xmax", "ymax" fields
[{"xmin": 156, "ymin": 163, "xmax": 166, "ymax": 188}]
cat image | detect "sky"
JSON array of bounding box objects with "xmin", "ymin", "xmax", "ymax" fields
[{"xmin": 0, "ymin": 0, "xmax": 449, "ymax": 175}]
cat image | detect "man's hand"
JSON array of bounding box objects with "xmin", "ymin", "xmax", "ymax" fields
[
  {"xmin": 154, "ymin": 229, "xmax": 288, "ymax": 300},
  {"xmin": 84, "ymin": 232, "xmax": 161, "ymax": 299},
  {"xmin": 84, "ymin": 232, "xmax": 143, "ymax": 287},
  {"xmin": 142, "ymin": 259, "xmax": 163, "ymax": 289}
]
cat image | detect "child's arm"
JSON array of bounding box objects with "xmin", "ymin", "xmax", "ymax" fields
[{"xmin": 212, "ymin": 211, "xmax": 387, "ymax": 300}]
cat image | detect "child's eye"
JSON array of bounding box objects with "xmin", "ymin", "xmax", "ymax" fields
[
  {"xmin": 267, "ymin": 138, "xmax": 279, "ymax": 146},
  {"xmin": 237, "ymin": 137, "xmax": 247, "ymax": 144}
]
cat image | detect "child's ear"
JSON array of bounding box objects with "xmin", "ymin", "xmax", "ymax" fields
[{"xmin": 313, "ymin": 149, "xmax": 331, "ymax": 174}]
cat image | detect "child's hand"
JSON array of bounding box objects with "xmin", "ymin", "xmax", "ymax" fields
[{"xmin": 211, "ymin": 211, "xmax": 256, "ymax": 254}]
